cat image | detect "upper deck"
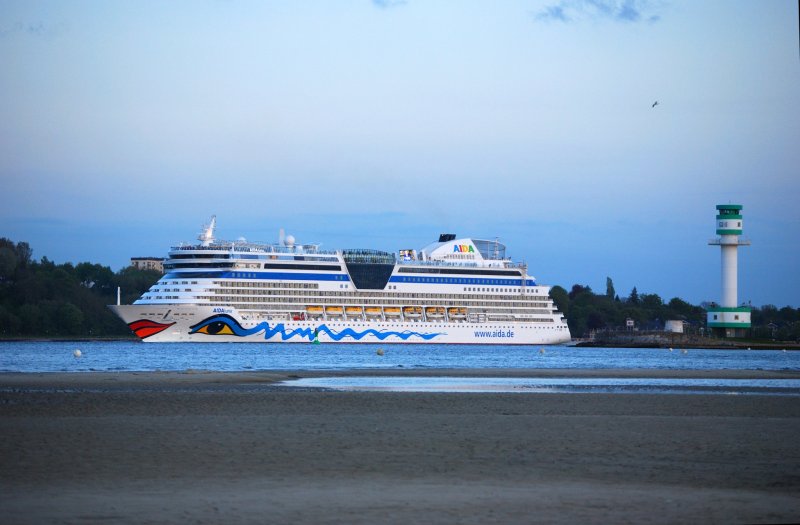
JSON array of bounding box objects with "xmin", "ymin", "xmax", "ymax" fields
[{"xmin": 166, "ymin": 219, "xmax": 526, "ymax": 275}]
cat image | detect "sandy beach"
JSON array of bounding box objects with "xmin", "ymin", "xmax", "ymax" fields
[{"xmin": 2, "ymin": 369, "xmax": 800, "ymax": 524}]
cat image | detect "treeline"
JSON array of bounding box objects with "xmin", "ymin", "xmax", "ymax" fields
[
  {"xmin": 551, "ymin": 278, "xmax": 800, "ymax": 341},
  {"xmin": 1, "ymin": 238, "xmax": 798, "ymax": 341},
  {"xmin": 0, "ymin": 238, "xmax": 159, "ymax": 338}
]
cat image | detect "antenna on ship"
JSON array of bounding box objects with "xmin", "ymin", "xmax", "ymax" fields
[{"xmin": 198, "ymin": 215, "xmax": 216, "ymax": 247}]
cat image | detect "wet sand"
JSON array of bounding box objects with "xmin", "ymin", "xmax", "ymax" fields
[{"xmin": 2, "ymin": 369, "xmax": 800, "ymax": 524}]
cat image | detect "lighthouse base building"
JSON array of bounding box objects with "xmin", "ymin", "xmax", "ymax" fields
[
  {"xmin": 706, "ymin": 204, "xmax": 751, "ymax": 338},
  {"xmin": 706, "ymin": 305, "xmax": 751, "ymax": 338}
]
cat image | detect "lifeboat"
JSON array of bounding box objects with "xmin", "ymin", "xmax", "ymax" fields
[
  {"xmin": 365, "ymin": 307, "xmax": 383, "ymax": 317},
  {"xmin": 345, "ymin": 306, "xmax": 364, "ymax": 317},
  {"xmin": 384, "ymin": 307, "xmax": 402, "ymax": 317},
  {"xmin": 425, "ymin": 306, "xmax": 445, "ymax": 319},
  {"xmin": 403, "ymin": 306, "xmax": 422, "ymax": 319},
  {"xmin": 448, "ymin": 307, "xmax": 467, "ymax": 320},
  {"xmin": 306, "ymin": 305, "xmax": 323, "ymax": 316},
  {"xmin": 325, "ymin": 306, "xmax": 344, "ymax": 317}
]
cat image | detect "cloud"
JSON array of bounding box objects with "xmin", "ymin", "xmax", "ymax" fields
[
  {"xmin": 538, "ymin": 5, "xmax": 569, "ymax": 22},
  {"xmin": 534, "ymin": 0, "xmax": 664, "ymax": 24},
  {"xmin": 372, "ymin": 0, "xmax": 408, "ymax": 8},
  {"xmin": 0, "ymin": 21, "xmax": 66, "ymax": 39},
  {"xmin": 0, "ymin": 23, "xmax": 21, "ymax": 38},
  {"xmin": 26, "ymin": 22, "xmax": 56, "ymax": 36}
]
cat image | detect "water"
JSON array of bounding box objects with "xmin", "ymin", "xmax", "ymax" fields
[
  {"xmin": 286, "ymin": 376, "xmax": 800, "ymax": 395},
  {"xmin": 0, "ymin": 341, "xmax": 798, "ymax": 373}
]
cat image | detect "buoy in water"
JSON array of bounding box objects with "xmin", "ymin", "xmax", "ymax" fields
[
  {"xmin": 73, "ymin": 349, "xmax": 82, "ymax": 358},
  {"xmin": 376, "ymin": 348, "xmax": 384, "ymax": 356},
  {"xmin": 539, "ymin": 347, "xmax": 545, "ymax": 355},
  {"xmin": 681, "ymin": 349, "xmax": 688, "ymax": 355}
]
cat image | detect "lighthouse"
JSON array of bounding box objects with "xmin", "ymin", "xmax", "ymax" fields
[{"xmin": 707, "ymin": 204, "xmax": 751, "ymax": 337}]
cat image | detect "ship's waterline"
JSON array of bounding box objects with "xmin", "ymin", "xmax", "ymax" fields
[{"xmin": 110, "ymin": 217, "xmax": 571, "ymax": 344}]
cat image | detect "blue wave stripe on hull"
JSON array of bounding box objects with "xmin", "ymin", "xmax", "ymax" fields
[{"xmin": 189, "ymin": 315, "xmax": 443, "ymax": 341}]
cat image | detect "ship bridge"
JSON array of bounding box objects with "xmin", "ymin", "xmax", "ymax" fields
[{"xmin": 341, "ymin": 249, "xmax": 396, "ymax": 289}]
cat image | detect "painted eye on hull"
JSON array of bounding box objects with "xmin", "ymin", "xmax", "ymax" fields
[
  {"xmin": 194, "ymin": 321, "xmax": 235, "ymax": 335},
  {"xmin": 189, "ymin": 314, "xmax": 243, "ymax": 336}
]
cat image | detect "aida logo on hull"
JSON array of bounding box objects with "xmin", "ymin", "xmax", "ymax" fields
[{"xmin": 453, "ymin": 245, "xmax": 475, "ymax": 253}]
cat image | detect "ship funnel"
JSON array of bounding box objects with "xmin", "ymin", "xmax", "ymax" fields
[{"xmin": 198, "ymin": 215, "xmax": 217, "ymax": 247}]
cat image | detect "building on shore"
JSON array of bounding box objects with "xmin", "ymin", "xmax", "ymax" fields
[
  {"xmin": 706, "ymin": 204, "xmax": 750, "ymax": 337},
  {"xmin": 130, "ymin": 257, "xmax": 165, "ymax": 273},
  {"xmin": 664, "ymin": 320, "xmax": 684, "ymax": 333}
]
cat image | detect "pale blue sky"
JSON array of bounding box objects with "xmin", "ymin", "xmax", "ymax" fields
[{"xmin": 1, "ymin": 1, "xmax": 798, "ymax": 307}]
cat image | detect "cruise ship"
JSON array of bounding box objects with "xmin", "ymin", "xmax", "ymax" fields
[{"xmin": 110, "ymin": 217, "xmax": 571, "ymax": 344}]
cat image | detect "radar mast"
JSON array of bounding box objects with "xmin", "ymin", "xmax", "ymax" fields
[{"xmin": 198, "ymin": 215, "xmax": 216, "ymax": 247}]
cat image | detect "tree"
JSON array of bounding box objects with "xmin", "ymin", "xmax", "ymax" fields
[
  {"xmin": 54, "ymin": 302, "xmax": 84, "ymax": 335},
  {"xmin": 628, "ymin": 286, "xmax": 639, "ymax": 305},
  {"xmin": 0, "ymin": 238, "xmax": 29, "ymax": 280},
  {"xmin": 587, "ymin": 311, "xmax": 606, "ymax": 331},
  {"xmin": 549, "ymin": 285, "xmax": 569, "ymax": 317},
  {"xmin": 17, "ymin": 304, "xmax": 48, "ymax": 335},
  {"xmin": 569, "ymin": 284, "xmax": 592, "ymax": 300},
  {"xmin": 606, "ymin": 277, "xmax": 615, "ymax": 299},
  {"xmin": 14, "ymin": 241, "xmax": 32, "ymax": 267},
  {"xmin": 115, "ymin": 267, "xmax": 161, "ymax": 304},
  {"xmin": 76, "ymin": 262, "xmax": 115, "ymax": 292},
  {"xmin": 641, "ymin": 293, "xmax": 663, "ymax": 309},
  {"xmin": 0, "ymin": 246, "xmax": 17, "ymax": 280},
  {"xmin": 0, "ymin": 305, "xmax": 21, "ymax": 335}
]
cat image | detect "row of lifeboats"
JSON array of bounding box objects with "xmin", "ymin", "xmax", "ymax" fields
[{"xmin": 304, "ymin": 305, "xmax": 467, "ymax": 321}]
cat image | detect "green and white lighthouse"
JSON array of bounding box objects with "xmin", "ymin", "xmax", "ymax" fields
[{"xmin": 707, "ymin": 204, "xmax": 751, "ymax": 337}]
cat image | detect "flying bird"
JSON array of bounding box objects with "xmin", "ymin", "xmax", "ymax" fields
[{"xmin": 652, "ymin": 101, "xmax": 659, "ymax": 108}]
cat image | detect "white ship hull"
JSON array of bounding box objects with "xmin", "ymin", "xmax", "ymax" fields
[{"xmin": 111, "ymin": 305, "xmax": 571, "ymax": 345}]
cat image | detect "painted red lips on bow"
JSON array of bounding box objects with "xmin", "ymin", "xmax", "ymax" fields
[{"xmin": 128, "ymin": 319, "xmax": 176, "ymax": 339}]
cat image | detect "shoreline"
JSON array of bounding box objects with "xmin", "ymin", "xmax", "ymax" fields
[
  {"xmin": 3, "ymin": 367, "xmax": 800, "ymax": 389},
  {"xmin": 576, "ymin": 340, "xmax": 800, "ymax": 350}
]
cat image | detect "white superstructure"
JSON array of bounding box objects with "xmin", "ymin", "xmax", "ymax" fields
[{"xmin": 110, "ymin": 218, "xmax": 571, "ymax": 344}]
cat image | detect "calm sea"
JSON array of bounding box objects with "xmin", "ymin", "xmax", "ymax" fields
[{"xmin": 0, "ymin": 341, "xmax": 798, "ymax": 373}]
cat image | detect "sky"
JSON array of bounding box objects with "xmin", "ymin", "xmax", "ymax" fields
[{"xmin": 1, "ymin": 0, "xmax": 798, "ymax": 307}]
